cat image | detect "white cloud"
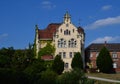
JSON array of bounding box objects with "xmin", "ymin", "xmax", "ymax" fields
[
  {"xmin": 41, "ymin": 1, "xmax": 56, "ymax": 10},
  {"xmin": 85, "ymin": 16, "xmax": 120, "ymax": 29},
  {"xmin": 91, "ymin": 36, "xmax": 120, "ymax": 43},
  {"xmin": 0, "ymin": 33, "xmax": 8, "ymax": 41},
  {"xmin": 101, "ymin": 5, "xmax": 112, "ymax": 11}
]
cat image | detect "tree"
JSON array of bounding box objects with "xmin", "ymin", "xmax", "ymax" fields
[
  {"xmin": 38, "ymin": 42, "xmax": 55, "ymax": 58},
  {"xmin": 96, "ymin": 46, "xmax": 113, "ymax": 73},
  {"xmin": 0, "ymin": 47, "xmax": 15, "ymax": 68},
  {"xmin": 71, "ymin": 52, "xmax": 83, "ymax": 70},
  {"xmin": 56, "ymin": 68, "xmax": 94, "ymax": 84},
  {"xmin": 38, "ymin": 69, "xmax": 58, "ymax": 84},
  {"xmin": 52, "ymin": 55, "xmax": 64, "ymax": 75}
]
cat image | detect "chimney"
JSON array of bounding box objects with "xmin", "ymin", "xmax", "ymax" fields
[{"xmin": 104, "ymin": 41, "xmax": 107, "ymax": 46}]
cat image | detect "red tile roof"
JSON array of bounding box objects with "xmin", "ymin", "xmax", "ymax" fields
[
  {"xmin": 38, "ymin": 23, "xmax": 61, "ymax": 39},
  {"xmin": 86, "ymin": 43, "xmax": 120, "ymax": 52},
  {"xmin": 38, "ymin": 23, "xmax": 84, "ymax": 39}
]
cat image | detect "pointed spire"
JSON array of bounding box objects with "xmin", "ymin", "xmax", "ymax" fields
[
  {"xmin": 35, "ymin": 24, "xmax": 38, "ymax": 30},
  {"xmin": 64, "ymin": 11, "xmax": 71, "ymax": 23}
]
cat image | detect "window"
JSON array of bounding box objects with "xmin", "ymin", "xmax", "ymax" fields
[
  {"xmin": 58, "ymin": 38, "xmax": 66, "ymax": 48},
  {"xmin": 60, "ymin": 29, "xmax": 62, "ymax": 33},
  {"xmin": 69, "ymin": 52, "xmax": 72, "ymax": 58},
  {"xmin": 113, "ymin": 63, "xmax": 117, "ymax": 68},
  {"xmin": 65, "ymin": 63, "xmax": 69, "ymax": 68},
  {"xmin": 90, "ymin": 53, "xmax": 93, "ymax": 57},
  {"xmin": 64, "ymin": 29, "xmax": 70, "ymax": 35},
  {"xmin": 112, "ymin": 52, "xmax": 118, "ymax": 58},
  {"xmin": 63, "ymin": 52, "xmax": 66, "ymax": 58},
  {"xmin": 96, "ymin": 52, "xmax": 99, "ymax": 57},
  {"xmin": 66, "ymin": 24, "xmax": 69, "ymax": 27},
  {"xmin": 73, "ymin": 29, "xmax": 74, "ymax": 33},
  {"xmin": 68, "ymin": 38, "xmax": 77, "ymax": 47},
  {"xmin": 59, "ymin": 52, "xmax": 62, "ymax": 56}
]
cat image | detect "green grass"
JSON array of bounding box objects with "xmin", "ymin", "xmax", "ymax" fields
[
  {"xmin": 86, "ymin": 73, "xmax": 120, "ymax": 84},
  {"xmin": 94, "ymin": 80, "xmax": 120, "ymax": 84},
  {"xmin": 86, "ymin": 73, "xmax": 120, "ymax": 80}
]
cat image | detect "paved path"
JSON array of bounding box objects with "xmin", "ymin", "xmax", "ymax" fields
[{"xmin": 88, "ymin": 76, "xmax": 120, "ymax": 83}]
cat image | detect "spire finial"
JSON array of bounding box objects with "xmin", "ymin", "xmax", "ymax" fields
[{"xmin": 63, "ymin": 11, "xmax": 71, "ymax": 23}]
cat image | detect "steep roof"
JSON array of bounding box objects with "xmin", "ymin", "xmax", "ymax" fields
[
  {"xmin": 86, "ymin": 43, "xmax": 120, "ymax": 52},
  {"xmin": 77, "ymin": 26, "xmax": 84, "ymax": 33},
  {"xmin": 38, "ymin": 23, "xmax": 85, "ymax": 39},
  {"xmin": 38, "ymin": 23, "xmax": 61, "ymax": 39}
]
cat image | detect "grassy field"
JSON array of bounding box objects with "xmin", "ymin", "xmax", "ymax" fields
[
  {"xmin": 86, "ymin": 73, "xmax": 120, "ymax": 80},
  {"xmin": 86, "ymin": 73, "xmax": 120, "ymax": 84}
]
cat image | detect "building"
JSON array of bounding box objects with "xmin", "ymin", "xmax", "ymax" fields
[
  {"xmin": 85, "ymin": 42, "xmax": 120, "ymax": 72},
  {"xmin": 35, "ymin": 12, "xmax": 85, "ymax": 71}
]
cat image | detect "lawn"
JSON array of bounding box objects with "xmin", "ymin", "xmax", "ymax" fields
[
  {"xmin": 86, "ymin": 73, "xmax": 120, "ymax": 84},
  {"xmin": 86, "ymin": 73, "xmax": 120, "ymax": 81}
]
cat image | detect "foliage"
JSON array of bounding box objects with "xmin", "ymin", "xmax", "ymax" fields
[
  {"xmin": 44, "ymin": 60, "xmax": 53, "ymax": 69},
  {"xmin": 0, "ymin": 47, "xmax": 15, "ymax": 68},
  {"xmin": 38, "ymin": 42, "xmax": 55, "ymax": 58},
  {"xmin": 56, "ymin": 68, "xmax": 94, "ymax": 84},
  {"xmin": 52, "ymin": 55, "xmax": 64, "ymax": 75},
  {"xmin": 71, "ymin": 52, "xmax": 83, "ymax": 70},
  {"xmin": 24, "ymin": 59, "xmax": 46, "ymax": 76},
  {"xmin": 96, "ymin": 46, "xmax": 113, "ymax": 73},
  {"xmin": 37, "ymin": 69, "xmax": 58, "ymax": 84},
  {"xmin": 0, "ymin": 68, "xmax": 29, "ymax": 84}
]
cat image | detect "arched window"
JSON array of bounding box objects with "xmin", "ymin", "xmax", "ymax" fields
[
  {"xmin": 58, "ymin": 38, "xmax": 66, "ymax": 48},
  {"xmin": 64, "ymin": 29, "xmax": 70, "ymax": 35},
  {"xmin": 65, "ymin": 63, "xmax": 69, "ymax": 69},
  {"xmin": 68, "ymin": 38, "xmax": 77, "ymax": 47}
]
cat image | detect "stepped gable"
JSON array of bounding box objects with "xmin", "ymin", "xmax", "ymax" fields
[{"xmin": 38, "ymin": 23, "xmax": 61, "ymax": 39}]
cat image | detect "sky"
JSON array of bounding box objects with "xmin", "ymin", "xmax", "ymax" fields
[{"xmin": 0, "ymin": 0, "xmax": 120, "ymax": 49}]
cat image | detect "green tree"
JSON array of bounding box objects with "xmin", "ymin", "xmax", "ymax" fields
[
  {"xmin": 96, "ymin": 46, "xmax": 113, "ymax": 73},
  {"xmin": 71, "ymin": 52, "xmax": 83, "ymax": 70},
  {"xmin": 11, "ymin": 49, "xmax": 26, "ymax": 70},
  {"xmin": 24, "ymin": 59, "xmax": 46, "ymax": 83},
  {"xmin": 38, "ymin": 69, "xmax": 57, "ymax": 84},
  {"xmin": 38, "ymin": 42, "xmax": 55, "ymax": 58},
  {"xmin": 52, "ymin": 55, "xmax": 64, "ymax": 75},
  {"xmin": 0, "ymin": 47, "xmax": 15, "ymax": 68},
  {"xmin": 56, "ymin": 68, "xmax": 94, "ymax": 84}
]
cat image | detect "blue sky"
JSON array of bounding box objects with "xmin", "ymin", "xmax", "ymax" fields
[{"xmin": 0, "ymin": 0, "xmax": 120, "ymax": 49}]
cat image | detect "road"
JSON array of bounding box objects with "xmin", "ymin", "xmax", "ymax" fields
[{"xmin": 88, "ymin": 76, "xmax": 120, "ymax": 83}]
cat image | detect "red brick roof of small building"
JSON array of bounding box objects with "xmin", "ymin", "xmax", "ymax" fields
[
  {"xmin": 38, "ymin": 23, "xmax": 84, "ymax": 39},
  {"xmin": 86, "ymin": 43, "xmax": 120, "ymax": 52},
  {"xmin": 41, "ymin": 55, "xmax": 53, "ymax": 60}
]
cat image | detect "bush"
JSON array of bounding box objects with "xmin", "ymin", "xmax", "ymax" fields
[
  {"xmin": 56, "ymin": 68, "xmax": 94, "ymax": 84},
  {"xmin": 38, "ymin": 69, "xmax": 58, "ymax": 84}
]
